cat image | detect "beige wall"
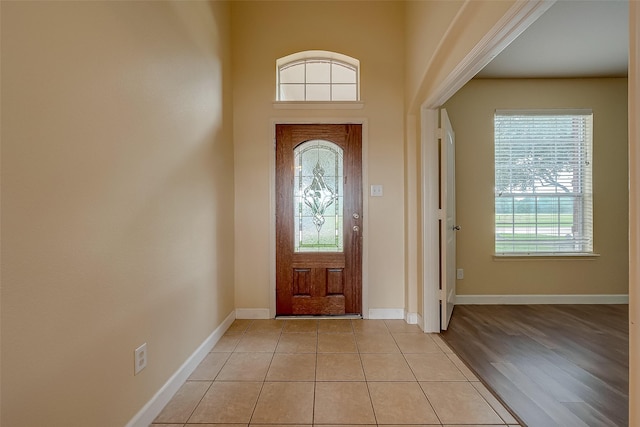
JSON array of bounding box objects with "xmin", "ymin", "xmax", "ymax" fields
[
  {"xmin": 1, "ymin": 0, "xmax": 634, "ymax": 424},
  {"xmin": 628, "ymin": 1, "xmax": 639, "ymax": 424},
  {"xmin": 404, "ymin": 0, "xmax": 464, "ymax": 109},
  {"xmin": 1, "ymin": 1, "xmax": 234, "ymax": 425},
  {"xmin": 404, "ymin": 0, "xmax": 516, "ymax": 112},
  {"xmin": 404, "ymin": 0, "xmax": 519, "ymax": 320},
  {"xmin": 231, "ymin": 1, "xmax": 406, "ymax": 314},
  {"xmin": 444, "ymin": 78, "xmax": 628, "ymax": 296}
]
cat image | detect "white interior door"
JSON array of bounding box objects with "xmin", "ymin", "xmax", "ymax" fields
[{"xmin": 440, "ymin": 108, "xmax": 457, "ymax": 330}]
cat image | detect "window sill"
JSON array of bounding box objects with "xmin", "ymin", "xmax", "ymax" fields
[
  {"xmin": 272, "ymin": 101, "xmax": 364, "ymax": 110},
  {"xmin": 493, "ymin": 252, "xmax": 601, "ymax": 261}
]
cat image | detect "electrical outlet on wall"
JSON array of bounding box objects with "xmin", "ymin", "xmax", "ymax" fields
[
  {"xmin": 456, "ymin": 268, "xmax": 464, "ymax": 280},
  {"xmin": 134, "ymin": 343, "xmax": 147, "ymax": 375}
]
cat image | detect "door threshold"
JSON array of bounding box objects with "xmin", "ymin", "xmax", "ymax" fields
[{"xmin": 276, "ymin": 314, "xmax": 363, "ymax": 320}]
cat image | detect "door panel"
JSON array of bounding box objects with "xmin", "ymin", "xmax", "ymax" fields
[
  {"xmin": 276, "ymin": 124, "xmax": 362, "ymax": 316},
  {"xmin": 440, "ymin": 109, "xmax": 457, "ymax": 330}
]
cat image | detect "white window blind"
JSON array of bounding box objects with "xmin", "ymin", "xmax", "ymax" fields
[{"xmin": 494, "ymin": 109, "xmax": 593, "ymax": 255}]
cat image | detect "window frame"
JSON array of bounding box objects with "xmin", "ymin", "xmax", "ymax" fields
[
  {"xmin": 276, "ymin": 50, "xmax": 360, "ymax": 102},
  {"xmin": 493, "ymin": 109, "xmax": 595, "ymax": 257}
]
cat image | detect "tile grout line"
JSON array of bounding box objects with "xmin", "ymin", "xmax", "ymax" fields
[
  {"xmin": 164, "ymin": 318, "xmax": 522, "ymax": 427},
  {"xmin": 182, "ymin": 320, "xmax": 255, "ymax": 426},
  {"xmin": 355, "ymin": 320, "xmax": 379, "ymax": 425},
  {"xmin": 391, "ymin": 330, "xmax": 444, "ymax": 426},
  {"xmin": 247, "ymin": 323, "xmax": 283, "ymax": 425},
  {"xmin": 312, "ymin": 323, "xmax": 318, "ymax": 426},
  {"xmin": 183, "ymin": 379, "xmax": 213, "ymax": 426},
  {"xmin": 442, "ymin": 349, "xmax": 513, "ymax": 423}
]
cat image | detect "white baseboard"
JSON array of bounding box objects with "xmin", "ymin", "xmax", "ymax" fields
[
  {"xmin": 235, "ymin": 308, "xmax": 271, "ymax": 319},
  {"xmin": 125, "ymin": 310, "xmax": 236, "ymax": 427},
  {"xmin": 405, "ymin": 312, "xmax": 427, "ymax": 331},
  {"xmin": 405, "ymin": 311, "xmax": 419, "ymax": 324},
  {"xmin": 368, "ymin": 308, "xmax": 405, "ymax": 319},
  {"xmin": 416, "ymin": 313, "xmax": 424, "ymax": 331},
  {"xmin": 456, "ymin": 294, "xmax": 629, "ymax": 305}
]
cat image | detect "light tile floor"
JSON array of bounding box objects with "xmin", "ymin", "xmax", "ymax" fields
[{"xmin": 151, "ymin": 319, "xmax": 521, "ymax": 427}]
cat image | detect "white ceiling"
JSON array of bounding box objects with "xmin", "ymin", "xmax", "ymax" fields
[{"xmin": 476, "ymin": 0, "xmax": 629, "ymax": 79}]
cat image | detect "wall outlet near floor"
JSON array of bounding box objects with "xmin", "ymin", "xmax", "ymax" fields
[
  {"xmin": 456, "ymin": 268, "xmax": 464, "ymax": 280},
  {"xmin": 134, "ymin": 343, "xmax": 147, "ymax": 375}
]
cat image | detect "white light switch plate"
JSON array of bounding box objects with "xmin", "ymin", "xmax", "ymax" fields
[{"xmin": 370, "ymin": 185, "xmax": 383, "ymax": 197}]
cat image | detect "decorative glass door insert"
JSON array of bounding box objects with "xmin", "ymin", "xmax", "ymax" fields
[{"xmin": 293, "ymin": 140, "xmax": 343, "ymax": 252}]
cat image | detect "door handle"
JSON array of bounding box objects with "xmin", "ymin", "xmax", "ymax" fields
[
  {"xmin": 453, "ymin": 225, "xmax": 461, "ymax": 231},
  {"xmin": 353, "ymin": 225, "xmax": 360, "ymax": 232}
]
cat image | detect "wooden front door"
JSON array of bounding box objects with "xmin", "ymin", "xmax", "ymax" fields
[{"xmin": 276, "ymin": 124, "xmax": 362, "ymax": 316}]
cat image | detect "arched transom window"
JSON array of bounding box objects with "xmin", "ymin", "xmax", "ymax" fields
[{"xmin": 277, "ymin": 51, "xmax": 360, "ymax": 101}]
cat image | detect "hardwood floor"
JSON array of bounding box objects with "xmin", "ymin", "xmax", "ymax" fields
[{"xmin": 441, "ymin": 304, "xmax": 628, "ymax": 427}]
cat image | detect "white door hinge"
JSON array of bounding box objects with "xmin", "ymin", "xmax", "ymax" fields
[
  {"xmin": 439, "ymin": 289, "xmax": 445, "ymax": 301},
  {"xmin": 437, "ymin": 209, "xmax": 444, "ymax": 220},
  {"xmin": 436, "ymin": 128, "xmax": 444, "ymax": 140}
]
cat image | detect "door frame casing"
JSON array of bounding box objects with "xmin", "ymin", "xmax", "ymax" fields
[
  {"xmin": 419, "ymin": 1, "xmax": 554, "ymax": 332},
  {"xmin": 270, "ymin": 117, "xmax": 369, "ymax": 318}
]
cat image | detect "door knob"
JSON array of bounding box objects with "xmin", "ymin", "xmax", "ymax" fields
[
  {"xmin": 453, "ymin": 225, "xmax": 461, "ymax": 231},
  {"xmin": 353, "ymin": 213, "xmax": 360, "ymax": 219},
  {"xmin": 353, "ymin": 225, "xmax": 360, "ymax": 232}
]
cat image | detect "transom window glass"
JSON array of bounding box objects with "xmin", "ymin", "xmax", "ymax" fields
[
  {"xmin": 494, "ymin": 110, "xmax": 593, "ymax": 255},
  {"xmin": 277, "ymin": 51, "xmax": 359, "ymax": 101},
  {"xmin": 294, "ymin": 140, "xmax": 344, "ymax": 252}
]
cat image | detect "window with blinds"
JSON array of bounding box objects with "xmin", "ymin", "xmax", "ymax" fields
[{"xmin": 494, "ymin": 110, "xmax": 593, "ymax": 255}]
